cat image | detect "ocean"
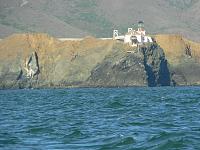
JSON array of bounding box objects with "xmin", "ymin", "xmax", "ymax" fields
[{"xmin": 0, "ymin": 87, "xmax": 200, "ymax": 150}]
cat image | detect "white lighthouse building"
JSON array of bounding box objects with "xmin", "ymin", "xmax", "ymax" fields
[{"xmin": 113, "ymin": 21, "xmax": 153, "ymax": 47}]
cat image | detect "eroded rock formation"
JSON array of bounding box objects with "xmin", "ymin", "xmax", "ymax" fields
[
  {"xmin": 88, "ymin": 43, "xmax": 171, "ymax": 87},
  {"xmin": 24, "ymin": 51, "xmax": 39, "ymax": 79},
  {"xmin": 0, "ymin": 33, "xmax": 200, "ymax": 89},
  {"xmin": 141, "ymin": 44, "xmax": 170, "ymax": 87},
  {"xmin": 87, "ymin": 51, "xmax": 147, "ymax": 87}
]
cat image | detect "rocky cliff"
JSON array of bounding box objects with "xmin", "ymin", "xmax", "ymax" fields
[
  {"xmin": 87, "ymin": 43, "xmax": 170, "ymax": 87},
  {"xmin": 0, "ymin": 33, "xmax": 200, "ymax": 89},
  {"xmin": 155, "ymin": 35, "xmax": 200, "ymax": 86}
]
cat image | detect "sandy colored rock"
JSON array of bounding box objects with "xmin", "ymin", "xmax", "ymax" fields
[{"xmin": 0, "ymin": 33, "xmax": 200, "ymax": 88}]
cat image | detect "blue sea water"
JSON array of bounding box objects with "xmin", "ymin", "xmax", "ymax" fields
[{"xmin": 0, "ymin": 87, "xmax": 200, "ymax": 150}]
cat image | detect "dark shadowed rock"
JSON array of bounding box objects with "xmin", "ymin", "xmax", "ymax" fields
[
  {"xmin": 87, "ymin": 52, "xmax": 147, "ymax": 87},
  {"xmin": 156, "ymin": 35, "xmax": 200, "ymax": 86},
  {"xmin": 88, "ymin": 43, "xmax": 171, "ymax": 87},
  {"xmin": 1, "ymin": 34, "xmax": 200, "ymax": 89},
  {"xmin": 141, "ymin": 43, "xmax": 171, "ymax": 87}
]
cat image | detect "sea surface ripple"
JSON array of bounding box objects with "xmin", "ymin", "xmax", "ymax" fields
[{"xmin": 1, "ymin": 87, "xmax": 200, "ymax": 149}]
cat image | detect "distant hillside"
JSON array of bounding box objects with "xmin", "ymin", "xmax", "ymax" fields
[{"xmin": 0, "ymin": 0, "xmax": 200, "ymax": 41}]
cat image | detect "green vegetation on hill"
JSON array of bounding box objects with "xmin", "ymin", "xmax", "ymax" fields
[
  {"xmin": 0, "ymin": 0, "xmax": 200, "ymax": 41},
  {"xmin": 53, "ymin": 0, "xmax": 113, "ymax": 37},
  {"xmin": 166, "ymin": 0, "xmax": 197, "ymax": 9}
]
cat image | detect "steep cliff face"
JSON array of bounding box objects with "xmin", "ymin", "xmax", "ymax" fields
[
  {"xmin": 0, "ymin": 34, "xmax": 114, "ymax": 88},
  {"xmin": 155, "ymin": 34, "xmax": 200, "ymax": 86},
  {"xmin": 141, "ymin": 44, "xmax": 170, "ymax": 87},
  {"xmin": 87, "ymin": 46, "xmax": 147, "ymax": 87},
  {"xmin": 24, "ymin": 51, "xmax": 40, "ymax": 78},
  {"xmin": 0, "ymin": 33, "xmax": 200, "ymax": 89},
  {"xmin": 88, "ymin": 43, "xmax": 170, "ymax": 87}
]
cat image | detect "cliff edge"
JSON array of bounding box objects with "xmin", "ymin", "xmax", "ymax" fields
[{"xmin": 0, "ymin": 33, "xmax": 200, "ymax": 89}]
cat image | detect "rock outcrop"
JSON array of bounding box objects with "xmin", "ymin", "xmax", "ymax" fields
[
  {"xmin": 0, "ymin": 33, "xmax": 200, "ymax": 89},
  {"xmin": 24, "ymin": 51, "xmax": 40, "ymax": 79},
  {"xmin": 155, "ymin": 34, "xmax": 200, "ymax": 86},
  {"xmin": 87, "ymin": 48, "xmax": 147, "ymax": 87},
  {"xmin": 0, "ymin": 34, "xmax": 115, "ymax": 88},
  {"xmin": 141, "ymin": 44, "xmax": 170, "ymax": 87},
  {"xmin": 87, "ymin": 43, "xmax": 170, "ymax": 87}
]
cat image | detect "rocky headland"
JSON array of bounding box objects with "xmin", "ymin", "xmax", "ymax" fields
[{"xmin": 0, "ymin": 33, "xmax": 200, "ymax": 89}]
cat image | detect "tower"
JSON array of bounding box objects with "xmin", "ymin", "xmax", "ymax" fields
[
  {"xmin": 137, "ymin": 21, "xmax": 146, "ymax": 36},
  {"xmin": 138, "ymin": 21, "xmax": 144, "ymax": 31},
  {"xmin": 128, "ymin": 28, "xmax": 133, "ymax": 33},
  {"xmin": 113, "ymin": 30, "xmax": 119, "ymax": 39}
]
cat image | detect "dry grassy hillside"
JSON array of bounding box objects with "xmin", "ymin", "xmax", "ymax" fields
[
  {"xmin": 1, "ymin": 33, "xmax": 200, "ymax": 87},
  {"xmin": 0, "ymin": 33, "xmax": 115, "ymax": 86},
  {"xmin": 155, "ymin": 34, "xmax": 200, "ymax": 64},
  {"xmin": 1, "ymin": 33, "xmax": 200, "ymax": 64},
  {"xmin": 155, "ymin": 34, "xmax": 200, "ymax": 85},
  {"xmin": 0, "ymin": 0, "xmax": 200, "ymax": 41}
]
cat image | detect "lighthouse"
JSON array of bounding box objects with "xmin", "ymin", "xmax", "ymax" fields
[
  {"xmin": 113, "ymin": 21, "xmax": 153, "ymax": 47},
  {"xmin": 138, "ymin": 21, "xmax": 145, "ymax": 34}
]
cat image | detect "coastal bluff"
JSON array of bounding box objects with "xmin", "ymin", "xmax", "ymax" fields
[{"xmin": 0, "ymin": 33, "xmax": 200, "ymax": 89}]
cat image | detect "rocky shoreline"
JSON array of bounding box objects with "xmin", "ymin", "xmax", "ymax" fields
[{"xmin": 0, "ymin": 33, "xmax": 200, "ymax": 89}]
